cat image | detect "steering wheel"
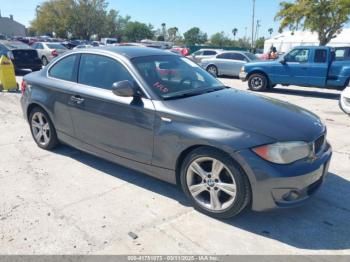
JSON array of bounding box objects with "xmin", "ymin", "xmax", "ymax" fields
[{"xmin": 180, "ymin": 77, "xmax": 193, "ymax": 88}]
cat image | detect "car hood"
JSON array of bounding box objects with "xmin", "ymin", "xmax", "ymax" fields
[
  {"xmin": 245, "ymin": 60, "xmax": 278, "ymax": 68},
  {"xmin": 162, "ymin": 89, "xmax": 325, "ymax": 142}
]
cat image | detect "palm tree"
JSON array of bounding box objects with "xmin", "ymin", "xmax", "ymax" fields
[
  {"xmin": 232, "ymin": 28, "xmax": 238, "ymax": 41},
  {"xmin": 268, "ymin": 28, "xmax": 273, "ymax": 37},
  {"xmin": 161, "ymin": 23, "xmax": 167, "ymax": 40}
]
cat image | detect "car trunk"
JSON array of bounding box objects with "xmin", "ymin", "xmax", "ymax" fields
[{"xmin": 12, "ymin": 49, "xmax": 39, "ymax": 62}]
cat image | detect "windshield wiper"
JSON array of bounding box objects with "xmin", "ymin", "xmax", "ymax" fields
[{"xmin": 163, "ymin": 86, "xmax": 225, "ymax": 100}]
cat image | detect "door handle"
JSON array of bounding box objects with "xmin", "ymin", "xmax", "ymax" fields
[{"xmin": 70, "ymin": 95, "xmax": 85, "ymax": 105}]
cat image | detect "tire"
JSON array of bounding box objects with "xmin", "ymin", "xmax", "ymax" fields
[
  {"xmin": 42, "ymin": 56, "xmax": 48, "ymax": 66},
  {"xmin": 180, "ymin": 147, "xmax": 251, "ymax": 219},
  {"xmin": 248, "ymin": 73, "xmax": 268, "ymax": 91},
  {"xmin": 206, "ymin": 65, "xmax": 218, "ymax": 77},
  {"xmin": 29, "ymin": 107, "xmax": 59, "ymax": 150}
]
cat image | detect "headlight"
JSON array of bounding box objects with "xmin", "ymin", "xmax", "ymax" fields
[{"xmin": 252, "ymin": 141, "xmax": 312, "ymax": 164}]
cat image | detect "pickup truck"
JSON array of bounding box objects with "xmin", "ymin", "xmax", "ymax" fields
[{"xmin": 239, "ymin": 46, "xmax": 350, "ymax": 91}]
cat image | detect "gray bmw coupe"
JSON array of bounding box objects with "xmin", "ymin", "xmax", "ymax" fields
[{"xmin": 21, "ymin": 47, "xmax": 332, "ymax": 218}]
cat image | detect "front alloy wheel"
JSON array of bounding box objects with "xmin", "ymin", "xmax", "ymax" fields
[
  {"xmin": 187, "ymin": 157, "xmax": 237, "ymax": 211},
  {"xmin": 180, "ymin": 147, "xmax": 251, "ymax": 218}
]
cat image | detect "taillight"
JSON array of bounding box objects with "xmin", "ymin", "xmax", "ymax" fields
[
  {"xmin": 51, "ymin": 49, "xmax": 58, "ymax": 57},
  {"xmin": 21, "ymin": 80, "xmax": 27, "ymax": 94},
  {"xmin": 7, "ymin": 51, "xmax": 14, "ymax": 60}
]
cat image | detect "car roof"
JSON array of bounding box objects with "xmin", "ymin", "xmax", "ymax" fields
[
  {"xmin": 88, "ymin": 46, "xmax": 178, "ymax": 59},
  {"xmin": 0, "ymin": 40, "xmax": 31, "ymax": 49},
  {"xmin": 198, "ymin": 49, "xmax": 223, "ymax": 52}
]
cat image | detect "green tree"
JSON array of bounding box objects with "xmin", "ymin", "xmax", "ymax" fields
[
  {"xmin": 255, "ymin": 37, "xmax": 265, "ymax": 49},
  {"xmin": 183, "ymin": 27, "xmax": 207, "ymax": 45},
  {"xmin": 167, "ymin": 27, "xmax": 179, "ymax": 42},
  {"xmin": 210, "ymin": 31, "xmax": 231, "ymax": 47},
  {"xmin": 268, "ymin": 28, "xmax": 273, "ymax": 37},
  {"xmin": 232, "ymin": 28, "xmax": 238, "ymax": 40},
  {"xmin": 30, "ymin": 0, "xmax": 75, "ymax": 38},
  {"xmin": 30, "ymin": 0, "xmax": 130, "ymax": 39},
  {"xmin": 275, "ymin": 0, "xmax": 350, "ymax": 45},
  {"xmin": 123, "ymin": 21, "xmax": 154, "ymax": 42}
]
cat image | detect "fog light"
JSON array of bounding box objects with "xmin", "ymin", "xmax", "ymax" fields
[{"xmin": 283, "ymin": 190, "xmax": 300, "ymax": 201}]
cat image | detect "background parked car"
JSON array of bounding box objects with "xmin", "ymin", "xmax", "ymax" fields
[
  {"xmin": 340, "ymin": 86, "xmax": 350, "ymax": 115},
  {"xmin": 32, "ymin": 42, "xmax": 68, "ymax": 65},
  {"xmin": 73, "ymin": 44, "xmax": 93, "ymax": 50},
  {"xmin": 187, "ymin": 49, "xmax": 223, "ymax": 63},
  {"xmin": 0, "ymin": 40, "xmax": 42, "ymax": 71},
  {"xmin": 201, "ymin": 51, "xmax": 259, "ymax": 77},
  {"xmin": 170, "ymin": 46, "xmax": 190, "ymax": 56}
]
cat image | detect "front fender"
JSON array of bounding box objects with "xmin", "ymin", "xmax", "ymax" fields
[{"xmin": 151, "ymin": 112, "xmax": 275, "ymax": 170}]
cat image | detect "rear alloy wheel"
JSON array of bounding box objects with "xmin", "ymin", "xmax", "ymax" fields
[
  {"xmin": 180, "ymin": 147, "xmax": 251, "ymax": 218},
  {"xmin": 29, "ymin": 107, "xmax": 58, "ymax": 150},
  {"xmin": 207, "ymin": 65, "xmax": 218, "ymax": 77},
  {"xmin": 42, "ymin": 56, "xmax": 48, "ymax": 66},
  {"xmin": 248, "ymin": 73, "xmax": 268, "ymax": 91}
]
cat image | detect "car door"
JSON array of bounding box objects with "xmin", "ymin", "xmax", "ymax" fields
[
  {"xmin": 307, "ymin": 49, "xmax": 328, "ymax": 87},
  {"xmin": 201, "ymin": 50, "xmax": 217, "ymax": 63},
  {"xmin": 272, "ymin": 48, "xmax": 311, "ymax": 86},
  {"xmin": 228, "ymin": 53, "xmax": 247, "ymax": 76},
  {"xmin": 68, "ymin": 53, "xmax": 155, "ymax": 164},
  {"xmin": 45, "ymin": 54, "xmax": 80, "ymax": 138},
  {"xmin": 215, "ymin": 53, "xmax": 231, "ymax": 75}
]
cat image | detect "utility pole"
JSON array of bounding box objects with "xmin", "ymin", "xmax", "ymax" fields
[
  {"xmin": 255, "ymin": 20, "xmax": 261, "ymax": 43},
  {"xmin": 251, "ymin": 0, "xmax": 256, "ymax": 49}
]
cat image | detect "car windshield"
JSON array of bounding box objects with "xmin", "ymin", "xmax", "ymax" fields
[
  {"xmin": 132, "ymin": 55, "xmax": 225, "ymax": 100},
  {"xmin": 245, "ymin": 52, "xmax": 259, "ymax": 61},
  {"xmin": 47, "ymin": 43, "xmax": 67, "ymax": 50}
]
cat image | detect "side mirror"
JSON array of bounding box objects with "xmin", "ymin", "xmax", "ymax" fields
[
  {"xmin": 280, "ymin": 58, "xmax": 287, "ymax": 65},
  {"xmin": 112, "ymin": 80, "xmax": 137, "ymax": 97}
]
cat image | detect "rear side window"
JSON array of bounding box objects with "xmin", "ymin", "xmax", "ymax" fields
[
  {"xmin": 217, "ymin": 53, "xmax": 231, "ymax": 59},
  {"xmin": 78, "ymin": 54, "xmax": 134, "ymax": 90},
  {"xmin": 335, "ymin": 48, "xmax": 350, "ymax": 61},
  {"xmin": 49, "ymin": 54, "xmax": 78, "ymax": 82},
  {"xmin": 314, "ymin": 49, "xmax": 327, "ymax": 63}
]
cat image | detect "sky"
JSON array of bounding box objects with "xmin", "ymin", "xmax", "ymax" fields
[{"xmin": 1, "ymin": 0, "xmax": 282, "ymax": 39}]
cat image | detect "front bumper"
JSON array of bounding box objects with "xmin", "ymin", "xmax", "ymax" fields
[
  {"xmin": 339, "ymin": 93, "xmax": 350, "ymax": 115},
  {"xmin": 233, "ymin": 142, "xmax": 332, "ymax": 211},
  {"xmin": 239, "ymin": 71, "xmax": 247, "ymax": 81}
]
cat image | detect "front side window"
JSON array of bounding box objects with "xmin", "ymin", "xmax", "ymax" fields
[
  {"xmin": 78, "ymin": 54, "xmax": 134, "ymax": 90},
  {"xmin": 49, "ymin": 54, "xmax": 78, "ymax": 81},
  {"xmin": 314, "ymin": 49, "xmax": 327, "ymax": 63},
  {"xmin": 132, "ymin": 55, "xmax": 224, "ymax": 100},
  {"xmin": 203, "ymin": 50, "xmax": 216, "ymax": 56},
  {"xmin": 231, "ymin": 53, "xmax": 246, "ymax": 61},
  {"xmin": 285, "ymin": 49, "xmax": 310, "ymax": 63}
]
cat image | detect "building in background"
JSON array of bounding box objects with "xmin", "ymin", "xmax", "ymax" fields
[{"xmin": 0, "ymin": 11, "xmax": 26, "ymax": 37}]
